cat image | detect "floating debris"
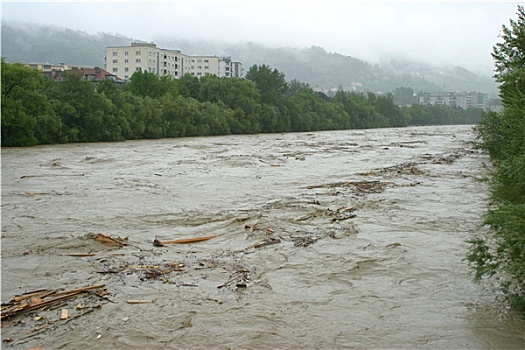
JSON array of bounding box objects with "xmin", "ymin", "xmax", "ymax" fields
[
  {"xmin": 153, "ymin": 235, "xmax": 217, "ymax": 246},
  {"xmin": 307, "ymin": 180, "xmax": 393, "ymax": 193},
  {"xmin": 291, "ymin": 236, "xmax": 320, "ymax": 247},
  {"xmin": 126, "ymin": 300, "xmax": 155, "ymax": 304},
  {"xmin": 1, "ymin": 284, "xmax": 106, "ymax": 320},
  {"xmin": 245, "ymin": 237, "xmax": 281, "ymax": 251}
]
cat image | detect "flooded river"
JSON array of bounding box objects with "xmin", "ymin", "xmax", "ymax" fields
[{"xmin": 2, "ymin": 125, "xmax": 524, "ymax": 349}]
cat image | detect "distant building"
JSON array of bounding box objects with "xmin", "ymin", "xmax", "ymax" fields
[
  {"xmin": 104, "ymin": 42, "xmax": 243, "ymax": 81},
  {"xmin": 24, "ymin": 62, "xmax": 72, "ymax": 72},
  {"xmin": 41, "ymin": 67, "xmax": 124, "ymax": 83},
  {"xmin": 419, "ymin": 91, "xmax": 489, "ymax": 110},
  {"xmin": 23, "ymin": 62, "xmax": 124, "ymax": 84},
  {"xmin": 69, "ymin": 67, "xmax": 124, "ymax": 83}
]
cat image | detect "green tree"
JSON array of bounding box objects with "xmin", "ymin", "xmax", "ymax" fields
[
  {"xmin": 1, "ymin": 60, "xmax": 61, "ymax": 146},
  {"xmin": 287, "ymin": 79, "xmax": 312, "ymax": 96},
  {"xmin": 245, "ymin": 64, "xmax": 288, "ymax": 104},
  {"xmin": 140, "ymin": 96, "xmax": 165, "ymax": 139},
  {"xmin": 48, "ymin": 71, "xmax": 125, "ymax": 142},
  {"xmin": 177, "ymin": 73, "xmax": 200, "ymax": 99},
  {"xmin": 468, "ymin": 5, "xmax": 525, "ymax": 314},
  {"xmin": 392, "ymin": 86, "xmax": 416, "ymax": 106},
  {"xmin": 126, "ymin": 70, "xmax": 177, "ymax": 99}
]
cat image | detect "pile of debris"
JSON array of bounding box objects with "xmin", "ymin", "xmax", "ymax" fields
[{"xmin": 1, "ymin": 284, "xmax": 110, "ymax": 345}]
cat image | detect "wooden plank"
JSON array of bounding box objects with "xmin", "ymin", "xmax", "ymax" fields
[
  {"xmin": 158, "ymin": 235, "xmax": 217, "ymax": 245},
  {"xmin": 60, "ymin": 309, "xmax": 68, "ymax": 320},
  {"xmin": 126, "ymin": 300, "xmax": 154, "ymax": 304}
]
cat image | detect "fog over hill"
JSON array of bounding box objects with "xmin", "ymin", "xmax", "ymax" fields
[{"xmin": 1, "ymin": 21, "xmax": 499, "ymax": 96}]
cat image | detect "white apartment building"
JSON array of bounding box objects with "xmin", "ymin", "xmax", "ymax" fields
[
  {"xmin": 105, "ymin": 42, "xmax": 243, "ymax": 81},
  {"xmin": 419, "ymin": 91, "xmax": 489, "ymax": 110}
]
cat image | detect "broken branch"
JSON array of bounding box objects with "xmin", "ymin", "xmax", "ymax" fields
[{"xmin": 154, "ymin": 235, "xmax": 217, "ymax": 246}]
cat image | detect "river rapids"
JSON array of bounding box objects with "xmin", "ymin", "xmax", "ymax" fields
[{"xmin": 1, "ymin": 125, "xmax": 524, "ymax": 349}]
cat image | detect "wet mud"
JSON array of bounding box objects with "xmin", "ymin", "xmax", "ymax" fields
[{"xmin": 2, "ymin": 125, "xmax": 524, "ymax": 349}]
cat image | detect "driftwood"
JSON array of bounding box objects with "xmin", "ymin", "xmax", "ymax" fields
[
  {"xmin": 62, "ymin": 252, "xmax": 126, "ymax": 257},
  {"xmin": 59, "ymin": 309, "xmax": 68, "ymax": 320},
  {"xmin": 94, "ymin": 233, "xmax": 126, "ymax": 247},
  {"xmin": 307, "ymin": 180, "xmax": 393, "ymax": 193},
  {"xmin": 153, "ymin": 235, "xmax": 217, "ymax": 246},
  {"xmin": 1, "ymin": 284, "xmax": 105, "ymax": 320},
  {"xmin": 126, "ymin": 300, "xmax": 154, "ymax": 304},
  {"xmin": 245, "ymin": 237, "xmax": 281, "ymax": 251},
  {"xmin": 10, "ymin": 290, "xmax": 50, "ymax": 303}
]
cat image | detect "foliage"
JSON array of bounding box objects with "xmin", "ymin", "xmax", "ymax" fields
[
  {"xmin": 2, "ymin": 61, "xmax": 484, "ymax": 148},
  {"xmin": 126, "ymin": 70, "xmax": 178, "ymax": 99},
  {"xmin": 1, "ymin": 59, "xmax": 61, "ymax": 146},
  {"xmin": 468, "ymin": 5, "xmax": 525, "ymax": 314},
  {"xmin": 245, "ymin": 64, "xmax": 288, "ymax": 104}
]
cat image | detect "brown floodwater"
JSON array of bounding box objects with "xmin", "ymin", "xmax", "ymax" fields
[{"xmin": 1, "ymin": 125, "xmax": 524, "ymax": 349}]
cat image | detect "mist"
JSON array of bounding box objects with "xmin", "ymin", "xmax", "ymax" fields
[{"xmin": 2, "ymin": 1, "xmax": 521, "ymax": 76}]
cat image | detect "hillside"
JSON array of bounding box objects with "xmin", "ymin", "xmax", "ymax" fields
[{"xmin": 1, "ymin": 21, "xmax": 498, "ymax": 95}]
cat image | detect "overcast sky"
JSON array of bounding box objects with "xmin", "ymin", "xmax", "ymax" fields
[{"xmin": 2, "ymin": 1, "xmax": 521, "ymax": 75}]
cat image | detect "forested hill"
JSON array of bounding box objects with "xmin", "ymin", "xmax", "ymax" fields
[{"xmin": 2, "ymin": 21, "xmax": 498, "ymax": 95}]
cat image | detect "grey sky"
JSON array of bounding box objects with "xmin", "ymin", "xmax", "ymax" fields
[{"xmin": 2, "ymin": 1, "xmax": 521, "ymax": 75}]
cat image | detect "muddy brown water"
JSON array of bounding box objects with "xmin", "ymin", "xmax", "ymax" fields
[{"xmin": 2, "ymin": 125, "xmax": 524, "ymax": 349}]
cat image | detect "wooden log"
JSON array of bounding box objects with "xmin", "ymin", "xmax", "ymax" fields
[
  {"xmin": 94, "ymin": 233, "xmax": 125, "ymax": 247},
  {"xmin": 11, "ymin": 290, "xmax": 51, "ymax": 303},
  {"xmin": 245, "ymin": 237, "xmax": 281, "ymax": 250},
  {"xmin": 62, "ymin": 253, "xmax": 126, "ymax": 257},
  {"xmin": 51, "ymin": 284, "xmax": 106, "ymax": 297},
  {"xmin": 157, "ymin": 235, "xmax": 217, "ymax": 245},
  {"xmin": 126, "ymin": 300, "xmax": 154, "ymax": 304}
]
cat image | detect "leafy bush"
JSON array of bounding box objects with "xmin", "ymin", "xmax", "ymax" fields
[{"xmin": 468, "ymin": 5, "xmax": 525, "ymax": 314}]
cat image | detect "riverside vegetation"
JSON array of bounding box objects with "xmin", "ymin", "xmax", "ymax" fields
[
  {"xmin": 1, "ymin": 60, "xmax": 483, "ymax": 147},
  {"xmin": 467, "ymin": 5, "xmax": 525, "ymax": 314}
]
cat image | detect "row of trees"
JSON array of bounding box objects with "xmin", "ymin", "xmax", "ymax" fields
[
  {"xmin": 467, "ymin": 6, "xmax": 525, "ymax": 313},
  {"xmin": 2, "ymin": 59, "xmax": 483, "ymax": 147}
]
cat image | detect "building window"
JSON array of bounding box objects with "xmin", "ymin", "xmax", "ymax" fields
[
  {"xmin": 136, "ymin": 59, "xmax": 141, "ymax": 63},
  {"xmin": 197, "ymin": 66, "xmax": 202, "ymax": 69},
  {"xmin": 125, "ymin": 59, "xmax": 129, "ymax": 63},
  {"xmin": 136, "ymin": 51, "xmax": 141, "ymax": 55},
  {"xmin": 204, "ymin": 66, "xmax": 209, "ymax": 69},
  {"xmin": 136, "ymin": 67, "xmax": 141, "ymax": 71},
  {"xmin": 204, "ymin": 59, "xmax": 209, "ymax": 63},
  {"xmin": 112, "ymin": 52, "xmax": 118, "ymax": 56},
  {"xmin": 125, "ymin": 51, "xmax": 129, "ymax": 56},
  {"xmin": 112, "ymin": 59, "xmax": 118, "ymax": 64},
  {"xmin": 125, "ymin": 75, "xmax": 129, "ymax": 79},
  {"xmin": 112, "ymin": 68, "xmax": 118, "ymax": 72},
  {"xmin": 125, "ymin": 67, "xmax": 129, "ymax": 72}
]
